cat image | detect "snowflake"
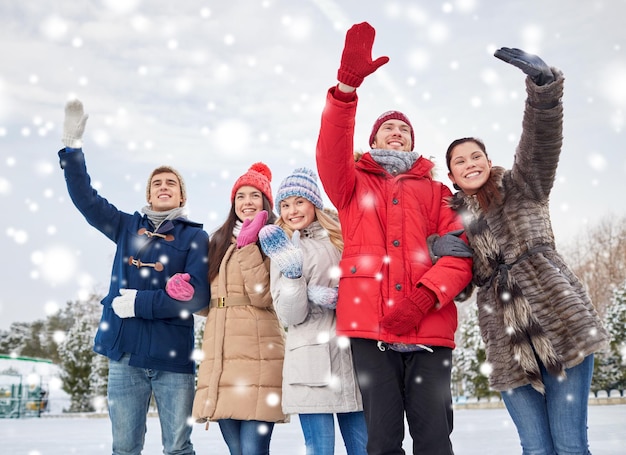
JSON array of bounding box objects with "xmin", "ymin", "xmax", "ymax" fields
[
  {"xmin": 316, "ymin": 331, "xmax": 330, "ymax": 344},
  {"xmin": 328, "ymin": 265, "xmax": 341, "ymax": 279},
  {"xmin": 336, "ymin": 336, "xmax": 351, "ymax": 349},
  {"xmin": 191, "ymin": 348, "xmax": 205, "ymax": 362},
  {"xmin": 479, "ymin": 362, "xmax": 493, "ymax": 377},
  {"xmin": 265, "ymin": 392, "xmax": 280, "ymax": 407}
]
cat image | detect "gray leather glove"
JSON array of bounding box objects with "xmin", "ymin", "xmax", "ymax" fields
[
  {"xmin": 432, "ymin": 229, "xmax": 473, "ymax": 258},
  {"xmin": 494, "ymin": 47, "xmax": 554, "ymax": 86}
]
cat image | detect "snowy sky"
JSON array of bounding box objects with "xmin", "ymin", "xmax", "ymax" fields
[{"xmin": 1, "ymin": 0, "xmax": 625, "ymax": 330}]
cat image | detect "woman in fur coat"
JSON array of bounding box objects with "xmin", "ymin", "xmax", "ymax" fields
[{"xmin": 443, "ymin": 48, "xmax": 609, "ymax": 454}]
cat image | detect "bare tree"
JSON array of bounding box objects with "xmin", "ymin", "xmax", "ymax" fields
[{"xmin": 563, "ymin": 214, "xmax": 626, "ymax": 317}]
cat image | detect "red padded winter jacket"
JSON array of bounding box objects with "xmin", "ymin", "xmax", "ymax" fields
[{"xmin": 316, "ymin": 87, "xmax": 473, "ymax": 347}]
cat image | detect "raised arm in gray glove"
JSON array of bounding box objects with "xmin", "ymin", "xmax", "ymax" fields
[{"xmin": 494, "ymin": 47, "xmax": 554, "ymax": 86}]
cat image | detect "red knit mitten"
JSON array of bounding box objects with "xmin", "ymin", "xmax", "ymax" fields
[
  {"xmin": 337, "ymin": 22, "xmax": 389, "ymax": 88},
  {"xmin": 380, "ymin": 287, "xmax": 437, "ymax": 335}
]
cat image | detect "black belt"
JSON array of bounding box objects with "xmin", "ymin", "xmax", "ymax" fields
[{"xmin": 486, "ymin": 244, "xmax": 553, "ymax": 290}]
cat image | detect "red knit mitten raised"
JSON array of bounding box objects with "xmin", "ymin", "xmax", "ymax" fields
[{"xmin": 337, "ymin": 22, "xmax": 389, "ymax": 88}]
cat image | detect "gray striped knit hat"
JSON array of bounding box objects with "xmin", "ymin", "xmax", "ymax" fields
[{"xmin": 275, "ymin": 167, "xmax": 324, "ymax": 209}]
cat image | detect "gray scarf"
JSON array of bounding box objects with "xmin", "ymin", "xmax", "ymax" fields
[
  {"xmin": 369, "ymin": 149, "xmax": 419, "ymax": 175},
  {"xmin": 141, "ymin": 205, "xmax": 188, "ymax": 230}
]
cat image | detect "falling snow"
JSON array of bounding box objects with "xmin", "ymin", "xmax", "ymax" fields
[{"xmin": 0, "ymin": 1, "xmax": 625, "ymax": 450}]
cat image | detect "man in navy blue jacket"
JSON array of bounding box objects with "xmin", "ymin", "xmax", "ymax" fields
[{"xmin": 59, "ymin": 99, "xmax": 209, "ymax": 455}]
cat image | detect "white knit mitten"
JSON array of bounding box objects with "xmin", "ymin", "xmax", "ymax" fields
[
  {"xmin": 112, "ymin": 289, "xmax": 137, "ymax": 318},
  {"xmin": 62, "ymin": 99, "xmax": 89, "ymax": 148},
  {"xmin": 307, "ymin": 285, "xmax": 338, "ymax": 309}
]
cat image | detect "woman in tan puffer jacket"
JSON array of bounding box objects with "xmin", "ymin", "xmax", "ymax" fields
[{"xmin": 192, "ymin": 162, "xmax": 287, "ymax": 455}]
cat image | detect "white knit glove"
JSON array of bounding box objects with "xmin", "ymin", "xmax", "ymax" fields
[
  {"xmin": 307, "ymin": 285, "xmax": 338, "ymax": 310},
  {"xmin": 112, "ymin": 289, "xmax": 137, "ymax": 318},
  {"xmin": 63, "ymin": 99, "xmax": 89, "ymax": 148}
]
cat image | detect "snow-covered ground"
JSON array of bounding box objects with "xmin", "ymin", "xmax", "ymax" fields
[{"xmin": 1, "ymin": 404, "xmax": 624, "ymax": 454}]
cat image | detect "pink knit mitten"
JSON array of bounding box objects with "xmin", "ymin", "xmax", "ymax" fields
[{"xmin": 166, "ymin": 273, "xmax": 194, "ymax": 301}]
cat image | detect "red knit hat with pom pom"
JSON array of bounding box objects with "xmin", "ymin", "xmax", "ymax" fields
[{"xmin": 230, "ymin": 162, "xmax": 274, "ymax": 208}]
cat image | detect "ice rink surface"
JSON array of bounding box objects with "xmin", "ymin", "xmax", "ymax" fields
[{"xmin": 2, "ymin": 404, "xmax": 624, "ymax": 454}]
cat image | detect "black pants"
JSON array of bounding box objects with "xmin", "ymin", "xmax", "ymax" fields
[{"xmin": 351, "ymin": 338, "xmax": 454, "ymax": 455}]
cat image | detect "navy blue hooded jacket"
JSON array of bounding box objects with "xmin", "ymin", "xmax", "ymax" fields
[{"xmin": 58, "ymin": 149, "xmax": 210, "ymax": 374}]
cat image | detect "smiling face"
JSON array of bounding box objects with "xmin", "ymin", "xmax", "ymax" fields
[
  {"xmin": 447, "ymin": 141, "xmax": 492, "ymax": 195},
  {"xmin": 148, "ymin": 171, "xmax": 184, "ymax": 211},
  {"xmin": 279, "ymin": 196, "xmax": 316, "ymax": 231},
  {"xmin": 234, "ymin": 185, "xmax": 265, "ymax": 221},
  {"xmin": 371, "ymin": 119, "xmax": 413, "ymax": 152}
]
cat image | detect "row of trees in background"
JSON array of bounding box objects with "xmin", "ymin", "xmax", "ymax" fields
[{"xmin": 1, "ymin": 215, "xmax": 626, "ymax": 411}]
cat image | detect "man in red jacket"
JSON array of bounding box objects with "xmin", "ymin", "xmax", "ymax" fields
[{"xmin": 315, "ymin": 22, "xmax": 473, "ymax": 455}]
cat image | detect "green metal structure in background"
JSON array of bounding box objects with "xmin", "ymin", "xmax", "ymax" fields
[{"xmin": 0, "ymin": 354, "xmax": 51, "ymax": 418}]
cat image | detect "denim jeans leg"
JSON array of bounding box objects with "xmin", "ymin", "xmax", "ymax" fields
[
  {"xmin": 336, "ymin": 411, "xmax": 368, "ymax": 455},
  {"xmin": 219, "ymin": 419, "xmax": 274, "ymax": 455},
  {"xmin": 545, "ymin": 354, "xmax": 594, "ymax": 455},
  {"xmin": 299, "ymin": 413, "xmax": 335, "ymax": 455},
  {"xmin": 218, "ymin": 419, "xmax": 242, "ymax": 454},
  {"xmin": 108, "ymin": 355, "xmax": 152, "ymax": 455},
  {"xmin": 501, "ymin": 383, "xmax": 555, "ymax": 455},
  {"xmin": 151, "ymin": 369, "xmax": 196, "ymax": 455}
]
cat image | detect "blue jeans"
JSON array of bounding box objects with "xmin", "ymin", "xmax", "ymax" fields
[
  {"xmin": 299, "ymin": 411, "xmax": 368, "ymax": 455},
  {"xmin": 501, "ymin": 354, "xmax": 594, "ymax": 455},
  {"xmin": 107, "ymin": 354, "xmax": 195, "ymax": 455},
  {"xmin": 218, "ymin": 419, "xmax": 275, "ymax": 455}
]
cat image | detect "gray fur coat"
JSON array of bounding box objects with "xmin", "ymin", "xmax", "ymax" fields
[{"xmin": 449, "ymin": 71, "xmax": 608, "ymax": 393}]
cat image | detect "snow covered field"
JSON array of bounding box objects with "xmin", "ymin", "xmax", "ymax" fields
[{"xmin": 2, "ymin": 404, "xmax": 624, "ymax": 454}]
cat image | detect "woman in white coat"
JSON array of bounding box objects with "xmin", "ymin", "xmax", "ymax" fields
[{"xmin": 259, "ymin": 167, "xmax": 367, "ymax": 455}]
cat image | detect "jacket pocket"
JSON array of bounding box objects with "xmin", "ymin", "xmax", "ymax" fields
[
  {"xmin": 339, "ymin": 254, "xmax": 385, "ymax": 280},
  {"xmin": 338, "ymin": 254, "xmax": 385, "ymax": 319},
  {"xmin": 288, "ymin": 343, "xmax": 331, "ymax": 386},
  {"xmin": 94, "ymin": 304, "xmax": 122, "ymax": 351},
  {"xmin": 148, "ymin": 321, "xmax": 193, "ymax": 365}
]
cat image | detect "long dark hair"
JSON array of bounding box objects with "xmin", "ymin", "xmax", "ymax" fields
[
  {"xmin": 445, "ymin": 137, "xmax": 502, "ymax": 210},
  {"xmin": 207, "ymin": 196, "xmax": 277, "ymax": 284}
]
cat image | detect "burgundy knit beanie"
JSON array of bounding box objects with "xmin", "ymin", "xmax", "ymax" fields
[
  {"xmin": 369, "ymin": 110, "xmax": 415, "ymax": 151},
  {"xmin": 231, "ymin": 162, "xmax": 274, "ymax": 208}
]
